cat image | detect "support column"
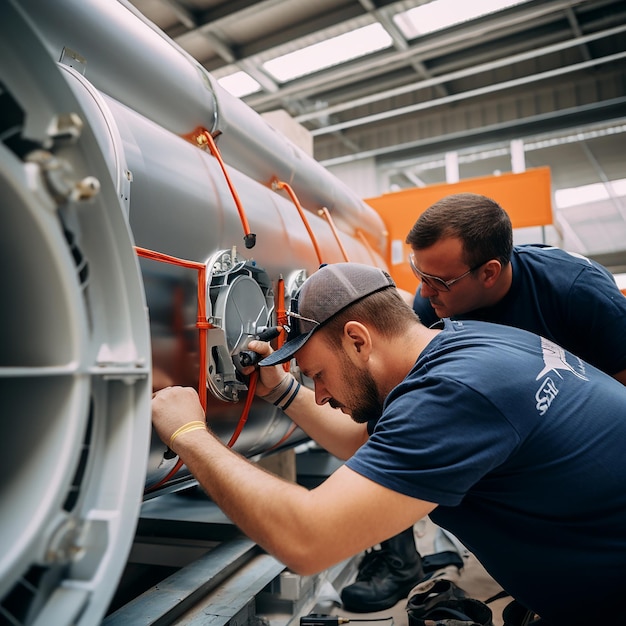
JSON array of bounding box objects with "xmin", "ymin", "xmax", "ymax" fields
[{"xmin": 445, "ymin": 151, "xmax": 459, "ymax": 183}]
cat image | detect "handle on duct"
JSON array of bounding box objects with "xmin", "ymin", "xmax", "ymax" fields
[{"xmin": 236, "ymin": 325, "xmax": 282, "ymax": 368}]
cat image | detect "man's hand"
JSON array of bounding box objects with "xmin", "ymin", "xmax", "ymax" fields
[
  {"xmin": 242, "ymin": 339, "xmax": 292, "ymax": 397},
  {"xmin": 152, "ymin": 386, "xmax": 206, "ymax": 452}
]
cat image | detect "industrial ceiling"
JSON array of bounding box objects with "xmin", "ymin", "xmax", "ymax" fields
[{"xmin": 127, "ymin": 0, "xmax": 626, "ymax": 270}]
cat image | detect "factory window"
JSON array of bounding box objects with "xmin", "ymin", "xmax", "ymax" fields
[
  {"xmin": 218, "ymin": 71, "xmax": 261, "ymax": 98},
  {"xmin": 394, "ymin": 0, "xmax": 531, "ymax": 38},
  {"xmin": 263, "ymin": 23, "xmax": 392, "ymax": 83}
]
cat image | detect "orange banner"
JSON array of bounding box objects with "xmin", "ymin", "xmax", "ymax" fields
[{"xmin": 366, "ymin": 168, "xmax": 552, "ymax": 292}]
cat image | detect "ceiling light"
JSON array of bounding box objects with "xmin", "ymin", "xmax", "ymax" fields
[
  {"xmin": 555, "ymin": 179, "xmax": 626, "ymax": 209},
  {"xmin": 263, "ymin": 23, "xmax": 392, "ymax": 82},
  {"xmin": 395, "ymin": 0, "xmax": 531, "ymax": 38},
  {"xmin": 218, "ymin": 71, "xmax": 261, "ymax": 98}
]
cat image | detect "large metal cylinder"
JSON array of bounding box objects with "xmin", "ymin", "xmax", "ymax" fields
[
  {"xmin": 17, "ymin": 0, "xmax": 388, "ymax": 250},
  {"xmin": 0, "ymin": 4, "xmax": 152, "ymax": 624},
  {"xmin": 0, "ymin": 1, "xmax": 391, "ymax": 624}
]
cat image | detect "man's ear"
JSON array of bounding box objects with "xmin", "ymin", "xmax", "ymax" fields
[
  {"xmin": 343, "ymin": 321, "xmax": 371, "ymax": 360},
  {"xmin": 481, "ymin": 259, "xmax": 502, "ymax": 287}
]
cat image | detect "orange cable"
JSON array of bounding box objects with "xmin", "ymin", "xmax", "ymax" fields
[
  {"xmin": 137, "ymin": 245, "xmax": 209, "ymax": 492},
  {"xmin": 275, "ymin": 275, "xmax": 290, "ymax": 372},
  {"xmin": 226, "ymin": 369, "xmax": 258, "ymax": 448},
  {"xmin": 265, "ymin": 422, "xmax": 299, "ymax": 453},
  {"xmin": 318, "ymin": 206, "xmax": 350, "ymax": 262},
  {"xmin": 355, "ymin": 229, "xmax": 379, "ymax": 266},
  {"xmin": 137, "ymin": 245, "xmax": 259, "ymax": 490},
  {"xmin": 273, "ymin": 179, "xmax": 324, "ymax": 266},
  {"xmin": 182, "ymin": 127, "xmax": 256, "ymax": 249},
  {"xmin": 135, "ymin": 246, "xmax": 210, "ymax": 411},
  {"xmin": 276, "ymin": 276, "xmax": 288, "ymax": 332}
]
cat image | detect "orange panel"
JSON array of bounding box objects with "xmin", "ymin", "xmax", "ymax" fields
[{"xmin": 366, "ymin": 168, "xmax": 552, "ymax": 292}]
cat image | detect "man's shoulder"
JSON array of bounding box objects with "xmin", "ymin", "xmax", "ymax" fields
[
  {"xmin": 513, "ymin": 244, "xmax": 614, "ymax": 281},
  {"xmin": 515, "ymin": 244, "xmax": 590, "ymax": 266}
]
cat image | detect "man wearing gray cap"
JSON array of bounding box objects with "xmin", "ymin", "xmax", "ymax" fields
[{"xmin": 152, "ymin": 262, "xmax": 626, "ymax": 626}]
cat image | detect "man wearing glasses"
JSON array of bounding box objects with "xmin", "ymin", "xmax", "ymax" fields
[
  {"xmin": 406, "ymin": 192, "xmax": 626, "ymax": 385},
  {"xmin": 340, "ymin": 192, "xmax": 626, "ymax": 615}
]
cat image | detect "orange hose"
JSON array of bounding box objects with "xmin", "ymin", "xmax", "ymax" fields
[
  {"xmin": 182, "ymin": 127, "xmax": 256, "ymax": 249},
  {"xmin": 319, "ymin": 206, "xmax": 350, "ymax": 262},
  {"xmin": 227, "ymin": 370, "xmax": 258, "ymax": 448},
  {"xmin": 273, "ymin": 179, "xmax": 324, "ymax": 266},
  {"xmin": 135, "ymin": 246, "xmax": 210, "ymax": 411},
  {"xmin": 265, "ymin": 422, "xmax": 299, "ymax": 453},
  {"xmin": 355, "ymin": 229, "xmax": 379, "ymax": 266},
  {"xmin": 137, "ymin": 245, "xmax": 259, "ymax": 491},
  {"xmin": 276, "ymin": 276, "xmax": 288, "ymax": 332},
  {"xmin": 275, "ymin": 275, "xmax": 291, "ymax": 372}
]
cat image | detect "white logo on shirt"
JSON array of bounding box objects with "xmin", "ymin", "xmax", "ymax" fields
[{"xmin": 535, "ymin": 337, "xmax": 588, "ymax": 416}]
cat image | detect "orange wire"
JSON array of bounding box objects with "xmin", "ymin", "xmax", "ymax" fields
[
  {"xmin": 319, "ymin": 206, "xmax": 350, "ymax": 262},
  {"xmin": 137, "ymin": 245, "xmax": 259, "ymax": 491},
  {"xmin": 273, "ymin": 179, "xmax": 324, "ymax": 266},
  {"xmin": 226, "ymin": 370, "xmax": 258, "ymax": 448},
  {"xmin": 135, "ymin": 246, "xmax": 210, "ymax": 411},
  {"xmin": 265, "ymin": 422, "xmax": 299, "ymax": 453},
  {"xmin": 275, "ymin": 276, "xmax": 291, "ymax": 372},
  {"xmin": 181, "ymin": 126, "xmax": 255, "ymax": 249},
  {"xmin": 355, "ymin": 229, "xmax": 379, "ymax": 266},
  {"xmin": 276, "ymin": 276, "xmax": 287, "ymax": 332},
  {"xmin": 147, "ymin": 369, "xmax": 257, "ymax": 491}
]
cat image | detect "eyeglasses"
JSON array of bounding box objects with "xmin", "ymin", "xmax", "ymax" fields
[
  {"xmin": 408, "ymin": 253, "xmax": 484, "ymax": 292},
  {"xmin": 284, "ymin": 299, "xmax": 320, "ymax": 342}
]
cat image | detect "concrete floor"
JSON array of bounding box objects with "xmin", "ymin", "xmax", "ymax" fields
[{"xmin": 332, "ymin": 517, "xmax": 510, "ymax": 626}]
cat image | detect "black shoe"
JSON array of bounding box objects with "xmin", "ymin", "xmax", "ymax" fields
[{"xmin": 341, "ymin": 528, "xmax": 425, "ymax": 612}]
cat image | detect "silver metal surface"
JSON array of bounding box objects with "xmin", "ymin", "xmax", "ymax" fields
[{"xmin": 0, "ymin": 1, "xmax": 388, "ymax": 623}]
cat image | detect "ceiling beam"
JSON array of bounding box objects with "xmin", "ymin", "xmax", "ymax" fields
[{"xmin": 294, "ymin": 23, "xmax": 626, "ymax": 124}]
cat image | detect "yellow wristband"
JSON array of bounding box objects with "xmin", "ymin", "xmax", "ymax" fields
[{"xmin": 168, "ymin": 420, "xmax": 207, "ymax": 449}]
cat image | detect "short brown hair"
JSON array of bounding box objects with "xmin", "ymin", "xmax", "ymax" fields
[
  {"xmin": 321, "ymin": 288, "xmax": 419, "ymax": 348},
  {"xmin": 405, "ymin": 193, "xmax": 513, "ymax": 267}
]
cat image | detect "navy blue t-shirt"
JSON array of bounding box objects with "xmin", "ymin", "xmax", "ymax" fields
[
  {"xmin": 347, "ymin": 319, "xmax": 626, "ymax": 625},
  {"xmin": 412, "ymin": 244, "xmax": 626, "ymax": 376}
]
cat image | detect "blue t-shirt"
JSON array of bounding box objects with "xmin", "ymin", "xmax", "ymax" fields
[
  {"xmin": 347, "ymin": 319, "xmax": 626, "ymax": 625},
  {"xmin": 412, "ymin": 244, "xmax": 626, "ymax": 376}
]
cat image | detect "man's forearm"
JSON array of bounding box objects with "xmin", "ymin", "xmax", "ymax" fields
[
  {"xmin": 152, "ymin": 386, "xmax": 434, "ymax": 576},
  {"xmin": 275, "ymin": 382, "xmax": 368, "ymax": 460},
  {"xmin": 173, "ymin": 428, "xmax": 331, "ymax": 572}
]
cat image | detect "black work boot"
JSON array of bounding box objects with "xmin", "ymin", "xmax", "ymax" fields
[{"xmin": 340, "ymin": 527, "xmax": 425, "ymax": 612}]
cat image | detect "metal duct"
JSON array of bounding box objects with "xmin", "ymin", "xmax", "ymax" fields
[
  {"xmin": 0, "ymin": 1, "xmax": 390, "ymax": 623},
  {"xmin": 17, "ymin": 0, "xmax": 388, "ymax": 250}
]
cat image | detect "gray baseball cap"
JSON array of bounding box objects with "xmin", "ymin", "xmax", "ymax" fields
[{"xmin": 259, "ymin": 263, "xmax": 395, "ymax": 366}]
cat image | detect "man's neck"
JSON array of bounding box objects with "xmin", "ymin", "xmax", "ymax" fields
[{"xmin": 380, "ymin": 324, "xmax": 441, "ymax": 397}]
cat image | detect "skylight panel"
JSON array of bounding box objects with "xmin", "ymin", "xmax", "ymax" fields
[
  {"xmin": 555, "ymin": 178, "xmax": 626, "ymax": 209},
  {"xmin": 394, "ymin": 0, "xmax": 531, "ymax": 38},
  {"xmin": 263, "ymin": 23, "xmax": 393, "ymax": 83},
  {"xmin": 218, "ymin": 71, "xmax": 261, "ymax": 98}
]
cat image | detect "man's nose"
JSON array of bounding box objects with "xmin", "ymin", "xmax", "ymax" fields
[
  {"xmin": 314, "ymin": 383, "xmax": 329, "ymax": 406},
  {"xmin": 419, "ymin": 281, "xmax": 438, "ymax": 297}
]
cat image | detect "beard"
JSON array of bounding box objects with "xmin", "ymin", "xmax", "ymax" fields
[{"xmin": 344, "ymin": 362, "xmax": 385, "ymax": 424}]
